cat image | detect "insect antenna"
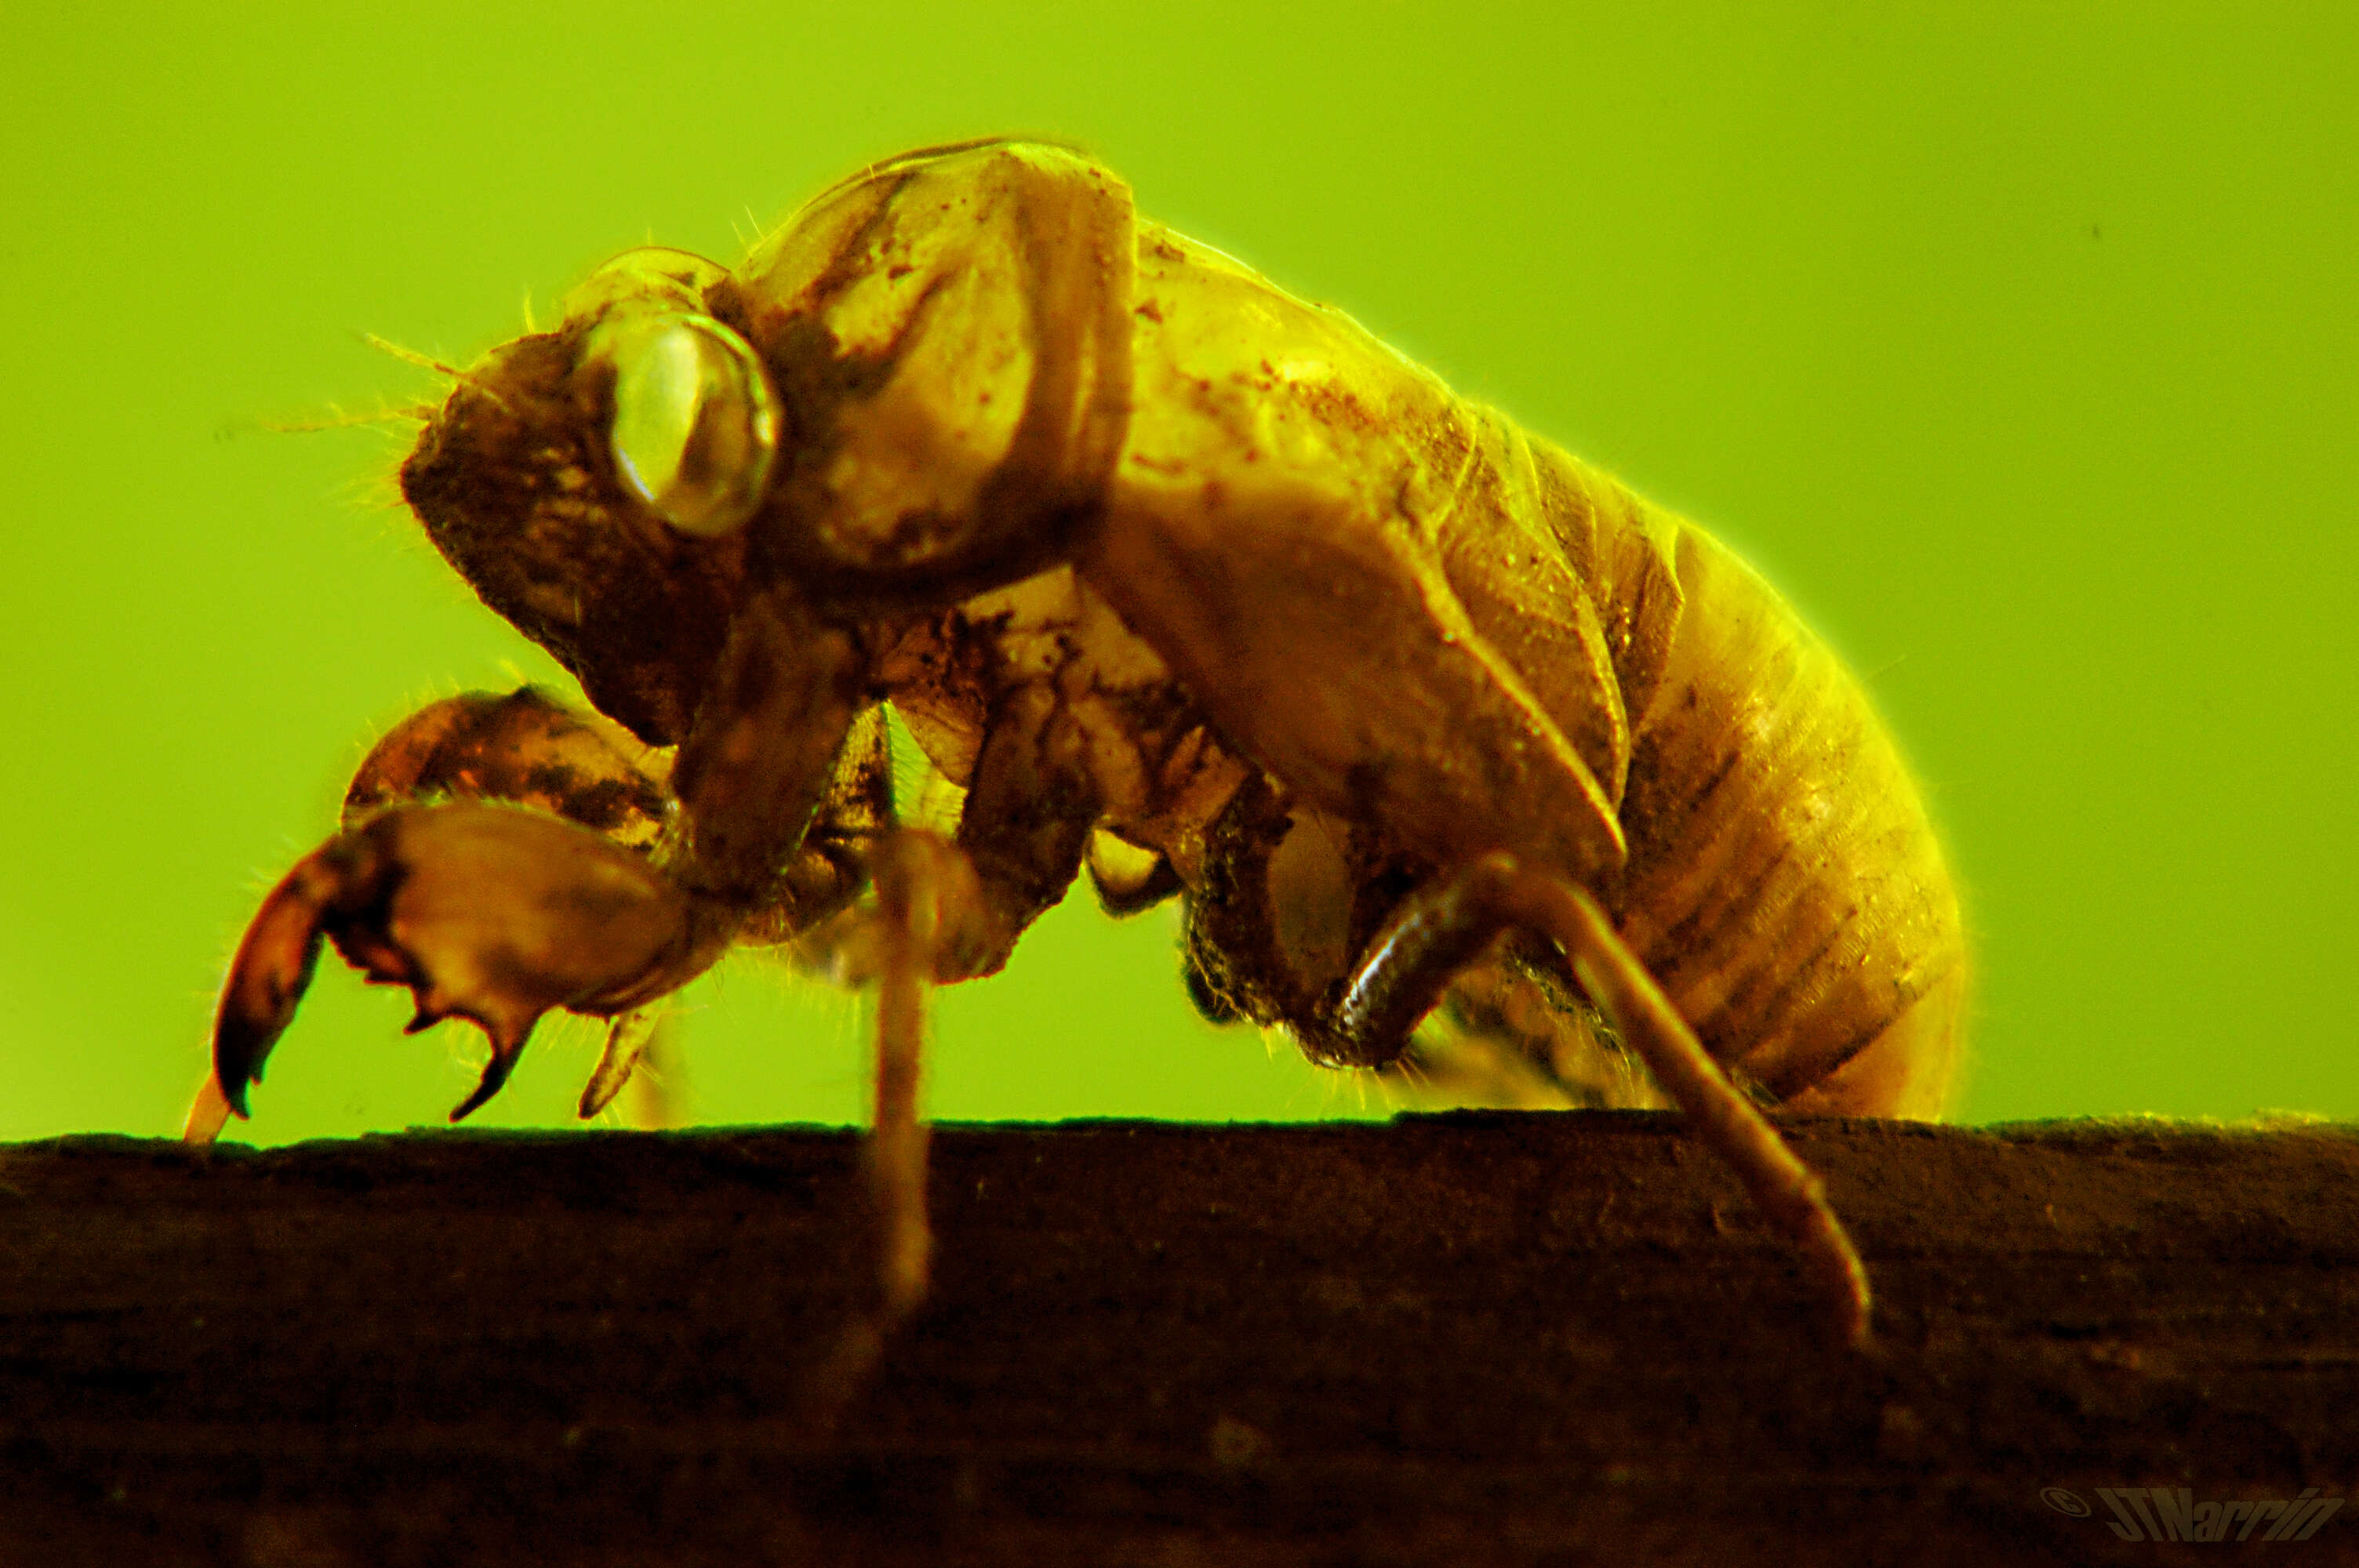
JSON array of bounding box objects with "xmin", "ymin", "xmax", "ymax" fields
[
  {"xmin": 256, "ymin": 400, "xmax": 434, "ymax": 436},
  {"xmin": 243, "ymin": 390, "xmax": 438, "ymax": 524},
  {"xmin": 359, "ymin": 329, "xmax": 513, "ymax": 414},
  {"xmin": 359, "ymin": 332, "xmax": 461, "ymax": 380}
]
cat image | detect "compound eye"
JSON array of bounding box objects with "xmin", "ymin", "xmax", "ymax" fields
[{"xmin": 596, "ymin": 314, "xmax": 779, "ymax": 538}]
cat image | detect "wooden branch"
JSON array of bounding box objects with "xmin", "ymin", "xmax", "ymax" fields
[{"xmin": 3, "ymin": 1114, "xmax": 2354, "ymax": 1564}]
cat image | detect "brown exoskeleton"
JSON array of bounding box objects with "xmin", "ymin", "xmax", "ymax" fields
[{"xmin": 191, "ymin": 140, "xmax": 1965, "ymax": 1364}]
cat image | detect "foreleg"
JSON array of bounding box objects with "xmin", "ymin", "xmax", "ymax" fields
[{"xmin": 198, "ymin": 593, "xmax": 870, "ymax": 1138}]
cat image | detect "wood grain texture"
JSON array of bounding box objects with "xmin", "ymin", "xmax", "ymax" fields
[{"xmin": 2, "ymin": 1114, "xmax": 2354, "ymax": 1565}]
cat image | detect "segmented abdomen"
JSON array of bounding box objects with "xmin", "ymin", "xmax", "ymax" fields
[{"xmin": 1597, "ymin": 498, "xmax": 1965, "ymax": 1115}]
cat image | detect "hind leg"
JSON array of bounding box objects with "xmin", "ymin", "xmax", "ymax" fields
[
  {"xmin": 1299, "ymin": 853, "xmax": 1873, "ymax": 1350},
  {"xmin": 1379, "ymin": 959, "xmax": 1661, "ymax": 1112}
]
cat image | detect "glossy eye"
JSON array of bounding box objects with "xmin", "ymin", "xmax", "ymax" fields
[{"xmin": 595, "ymin": 314, "xmax": 779, "ymax": 538}]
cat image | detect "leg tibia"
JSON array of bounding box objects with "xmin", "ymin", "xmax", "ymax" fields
[{"xmin": 803, "ymin": 828, "xmax": 985, "ymax": 1419}]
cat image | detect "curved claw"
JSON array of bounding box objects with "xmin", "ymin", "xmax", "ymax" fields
[
  {"xmin": 207, "ymin": 801, "xmax": 719, "ymax": 1132},
  {"xmin": 211, "ymin": 841, "xmax": 363, "ymax": 1120}
]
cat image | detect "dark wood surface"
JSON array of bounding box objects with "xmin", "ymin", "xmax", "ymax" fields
[{"xmin": 2, "ymin": 1113, "xmax": 2355, "ymax": 1565}]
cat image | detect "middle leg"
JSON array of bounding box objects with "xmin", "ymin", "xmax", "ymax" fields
[{"xmin": 801, "ymin": 826, "xmax": 987, "ymax": 1417}]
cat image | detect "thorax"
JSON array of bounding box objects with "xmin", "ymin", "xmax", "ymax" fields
[{"xmin": 871, "ymin": 565, "xmax": 1251, "ymax": 885}]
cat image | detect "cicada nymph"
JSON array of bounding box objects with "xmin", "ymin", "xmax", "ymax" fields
[{"xmin": 197, "ymin": 141, "xmax": 1964, "ymax": 1365}]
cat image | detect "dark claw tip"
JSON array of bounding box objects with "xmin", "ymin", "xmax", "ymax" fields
[
  {"xmin": 449, "ymin": 1047, "xmax": 521, "ymax": 1123},
  {"xmin": 211, "ymin": 849, "xmax": 347, "ymax": 1126}
]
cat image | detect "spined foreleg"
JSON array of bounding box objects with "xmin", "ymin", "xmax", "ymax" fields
[
  {"xmin": 193, "ymin": 685, "xmax": 697, "ymax": 1138},
  {"xmin": 204, "ymin": 800, "xmax": 716, "ymax": 1127},
  {"xmin": 194, "ymin": 593, "xmax": 873, "ymax": 1141}
]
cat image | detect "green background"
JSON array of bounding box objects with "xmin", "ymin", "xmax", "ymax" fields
[{"xmin": 3, "ymin": 4, "xmax": 2350, "ymax": 1144}]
